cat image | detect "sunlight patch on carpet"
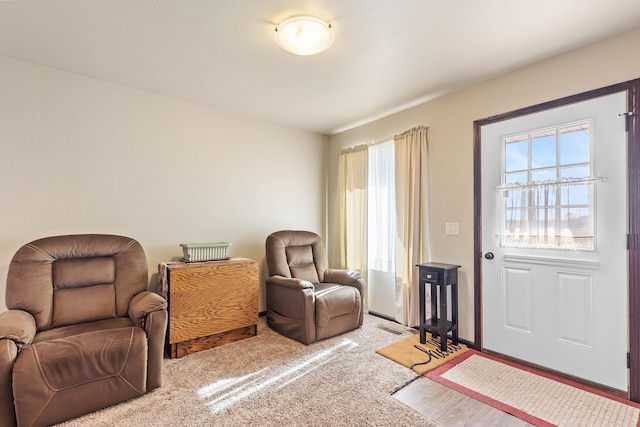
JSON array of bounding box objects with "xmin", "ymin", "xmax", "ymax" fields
[
  {"xmin": 197, "ymin": 368, "xmax": 268, "ymax": 398},
  {"xmin": 198, "ymin": 338, "xmax": 358, "ymax": 414}
]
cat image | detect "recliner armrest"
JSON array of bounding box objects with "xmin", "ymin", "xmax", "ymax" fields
[
  {"xmin": 128, "ymin": 291, "xmax": 168, "ymax": 328},
  {"xmin": 324, "ymin": 269, "xmax": 363, "ymax": 286},
  {"xmin": 266, "ymin": 275, "xmax": 315, "ymax": 290},
  {"xmin": 0, "ymin": 309, "xmax": 36, "ymax": 351}
]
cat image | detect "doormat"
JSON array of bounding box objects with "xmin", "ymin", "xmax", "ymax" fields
[
  {"xmin": 376, "ymin": 332, "xmax": 468, "ymax": 374},
  {"xmin": 426, "ymin": 350, "xmax": 640, "ymax": 427}
]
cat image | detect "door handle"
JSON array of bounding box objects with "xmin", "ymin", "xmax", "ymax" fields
[{"xmin": 484, "ymin": 252, "xmax": 495, "ymax": 260}]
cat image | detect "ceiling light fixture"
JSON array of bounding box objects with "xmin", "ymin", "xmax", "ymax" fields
[{"xmin": 275, "ymin": 16, "xmax": 333, "ymax": 56}]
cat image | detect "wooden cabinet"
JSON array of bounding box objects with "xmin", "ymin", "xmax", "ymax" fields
[{"xmin": 163, "ymin": 258, "xmax": 259, "ymax": 358}]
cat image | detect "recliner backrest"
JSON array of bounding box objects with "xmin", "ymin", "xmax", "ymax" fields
[
  {"xmin": 6, "ymin": 234, "xmax": 148, "ymax": 331},
  {"xmin": 266, "ymin": 230, "xmax": 328, "ymax": 283}
]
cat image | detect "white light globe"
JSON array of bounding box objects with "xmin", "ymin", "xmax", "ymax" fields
[{"xmin": 275, "ymin": 16, "xmax": 334, "ymax": 56}]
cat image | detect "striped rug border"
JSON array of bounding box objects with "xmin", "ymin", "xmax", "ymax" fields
[{"xmin": 425, "ymin": 349, "xmax": 640, "ymax": 427}]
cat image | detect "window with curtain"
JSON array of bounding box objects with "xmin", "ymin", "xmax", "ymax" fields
[{"xmin": 335, "ymin": 126, "xmax": 430, "ymax": 326}]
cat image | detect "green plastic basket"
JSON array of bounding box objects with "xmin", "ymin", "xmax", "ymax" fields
[{"xmin": 180, "ymin": 242, "xmax": 231, "ymax": 262}]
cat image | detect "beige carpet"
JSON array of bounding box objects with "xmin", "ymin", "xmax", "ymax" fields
[
  {"xmin": 376, "ymin": 332, "xmax": 468, "ymax": 374},
  {"xmin": 57, "ymin": 315, "xmax": 440, "ymax": 427},
  {"xmin": 427, "ymin": 350, "xmax": 640, "ymax": 427}
]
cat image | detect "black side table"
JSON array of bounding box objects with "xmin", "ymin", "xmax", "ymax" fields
[{"xmin": 416, "ymin": 262, "xmax": 461, "ymax": 352}]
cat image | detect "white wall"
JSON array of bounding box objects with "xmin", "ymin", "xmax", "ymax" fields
[
  {"xmin": 0, "ymin": 56, "xmax": 327, "ymax": 312},
  {"xmin": 327, "ymin": 28, "xmax": 640, "ymax": 342}
]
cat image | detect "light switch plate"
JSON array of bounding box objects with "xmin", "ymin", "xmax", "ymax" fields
[{"xmin": 445, "ymin": 222, "xmax": 459, "ymax": 235}]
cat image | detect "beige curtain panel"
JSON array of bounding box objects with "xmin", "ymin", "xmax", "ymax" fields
[
  {"xmin": 335, "ymin": 145, "xmax": 368, "ymax": 279},
  {"xmin": 394, "ymin": 126, "xmax": 430, "ymax": 326}
]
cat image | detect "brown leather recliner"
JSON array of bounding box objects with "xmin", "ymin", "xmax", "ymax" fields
[
  {"xmin": 265, "ymin": 230, "xmax": 365, "ymax": 345},
  {"xmin": 0, "ymin": 234, "xmax": 168, "ymax": 427}
]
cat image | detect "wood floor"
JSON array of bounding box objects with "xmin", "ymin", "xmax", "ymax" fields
[{"xmin": 393, "ymin": 376, "xmax": 534, "ymax": 427}]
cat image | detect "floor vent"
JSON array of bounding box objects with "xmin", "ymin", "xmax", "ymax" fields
[{"xmin": 376, "ymin": 324, "xmax": 406, "ymax": 335}]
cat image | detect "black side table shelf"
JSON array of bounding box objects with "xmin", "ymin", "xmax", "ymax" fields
[{"xmin": 416, "ymin": 262, "xmax": 461, "ymax": 352}]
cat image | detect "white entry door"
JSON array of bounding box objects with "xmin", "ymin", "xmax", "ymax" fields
[{"xmin": 481, "ymin": 92, "xmax": 628, "ymax": 391}]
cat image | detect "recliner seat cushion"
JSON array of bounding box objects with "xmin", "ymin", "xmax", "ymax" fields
[
  {"xmin": 32, "ymin": 317, "xmax": 134, "ymax": 343},
  {"xmin": 315, "ymin": 284, "xmax": 361, "ymax": 341},
  {"xmin": 12, "ymin": 325, "xmax": 147, "ymax": 427}
]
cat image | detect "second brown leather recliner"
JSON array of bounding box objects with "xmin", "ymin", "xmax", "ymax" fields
[
  {"xmin": 265, "ymin": 230, "xmax": 366, "ymax": 345},
  {"xmin": 0, "ymin": 234, "xmax": 167, "ymax": 427}
]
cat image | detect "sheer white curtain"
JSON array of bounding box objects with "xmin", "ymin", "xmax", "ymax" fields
[
  {"xmin": 394, "ymin": 126, "xmax": 430, "ymax": 326},
  {"xmin": 367, "ymin": 140, "xmax": 396, "ymax": 273},
  {"xmin": 506, "ymin": 183, "xmax": 557, "ymax": 248},
  {"xmin": 500, "ymin": 178, "xmax": 598, "ymax": 250},
  {"xmin": 367, "ymin": 141, "xmax": 397, "ymax": 318}
]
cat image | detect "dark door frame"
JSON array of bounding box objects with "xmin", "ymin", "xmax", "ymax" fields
[{"xmin": 473, "ymin": 78, "xmax": 640, "ymax": 401}]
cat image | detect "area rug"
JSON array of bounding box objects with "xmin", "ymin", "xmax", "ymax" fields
[
  {"xmin": 55, "ymin": 315, "xmax": 440, "ymax": 427},
  {"xmin": 376, "ymin": 332, "xmax": 468, "ymax": 374},
  {"xmin": 426, "ymin": 349, "xmax": 640, "ymax": 427}
]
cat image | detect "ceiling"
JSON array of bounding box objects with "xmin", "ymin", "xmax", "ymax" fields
[{"xmin": 1, "ymin": 1, "xmax": 639, "ymax": 135}]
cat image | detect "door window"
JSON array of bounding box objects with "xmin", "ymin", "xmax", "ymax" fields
[{"xmin": 499, "ymin": 120, "xmax": 599, "ymax": 250}]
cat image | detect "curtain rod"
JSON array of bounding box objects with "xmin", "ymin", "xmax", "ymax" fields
[
  {"xmin": 494, "ymin": 176, "xmax": 605, "ymax": 191},
  {"xmin": 340, "ymin": 125, "xmax": 428, "ymax": 154}
]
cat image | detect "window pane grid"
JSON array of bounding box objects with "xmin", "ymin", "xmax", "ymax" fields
[{"xmin": 501, "ymin": 120, "xmax": 594, "ymax": 250}]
